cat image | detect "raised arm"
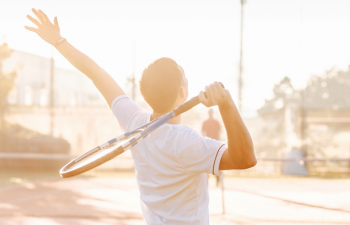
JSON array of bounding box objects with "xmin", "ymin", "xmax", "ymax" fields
[
  {"xmin": 199, "ymin": 82, "xmax": 256, "ymax": 170},
  {"xmin": 25, "ymin": 9, "xmax": 125, "ymax": 106}
]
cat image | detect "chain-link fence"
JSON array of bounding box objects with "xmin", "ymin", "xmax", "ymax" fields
[
  {"xmin": 0, "ymin": 153, "xmax": 134, "ymax": 171},
  {"xmin": 226, "ymin": 158, "xmax": 350, "ymax": 177},
  {"xmin": 1, "ymin": 152, "xmax": 349, "ymax": 178}
]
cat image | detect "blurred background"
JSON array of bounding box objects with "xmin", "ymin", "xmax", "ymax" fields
[{"xmin": 1, "ymin": 0, "xmax": 350, "ymax": 224}]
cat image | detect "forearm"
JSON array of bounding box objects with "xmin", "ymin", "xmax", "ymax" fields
[
  {"xmin": 25, "ymin": 9, "xmax": 126, "ymax": 106},
  {"xmin": 219, "ymin": 98, "xmax": 256, "ymax": 169},
  {"xmin": 55, "ymin": 41, "xmax": 102, "ymax": 81},
  {"xmin": 54, "ymin": 40, "xmax": 126, "ymax": 106}
]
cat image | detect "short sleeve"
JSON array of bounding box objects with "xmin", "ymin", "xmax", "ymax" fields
[
  {"xmin": 111, "ymin": 95, "xmax": 150, "ymax": 132},
  {"xmin": 177, "ymin": 129, "xmax": 227, "ymax": 176}
]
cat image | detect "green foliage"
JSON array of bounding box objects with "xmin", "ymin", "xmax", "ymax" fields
[
  {"xmin": 259, "ymin": 65, "xmax": 350, "ymax": 114},
  {"xmin": 0, "ymin": 44, "xmax": 71, "ymax": 154},
  {"xmin": 0, "ymin": 122, "xmax": 70, "ymax": 154},
  {"xmin": 0, "ymin": 43, "xmax": 17, "ymax": 128},
  {"xmin": 304, "ymin": 66, "xmax": 350, "ymax": 109},
  {"xmin": 258, "ymin": 76, "xmax": 299, "ymax": 114}
]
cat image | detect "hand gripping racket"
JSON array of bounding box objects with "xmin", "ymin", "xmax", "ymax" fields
[{"xmin": 60, "ymin": 83, "xmax": 224, "ymax": 178}]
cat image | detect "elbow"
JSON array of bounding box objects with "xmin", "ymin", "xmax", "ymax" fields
[
  {"xmin": 241, "ymin": 146, "xmax": 257, "ymax": 169},
  {"xmin": 226, "ymin": 143, "xmax": 257, "ymax": 170},
  {"xmin": 244, "ymin": 156, "xmax": 257, "ymax": 169}
]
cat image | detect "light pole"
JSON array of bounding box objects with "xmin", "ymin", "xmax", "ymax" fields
[
  {"xmin": 49, "ymin": 47, "xmax": 54, "ymax": 136},
  {"xmin": 128, "ymin": 40, "xmax": 136, "ymax": 101},
  {"xmin": 132, "ymin": 40, "xmax": 136, "ymax": 101},
  {"xmin": 238, "ymin": 0, "xmax": 246, "ymax": 111}
]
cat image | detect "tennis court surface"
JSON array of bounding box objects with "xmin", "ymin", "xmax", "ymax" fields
[{"xmin": 1, "ymin": 171, "xmax": 350, "ymax": 225}]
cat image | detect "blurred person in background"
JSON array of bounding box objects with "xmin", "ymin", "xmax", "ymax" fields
[
  {"xmin": 202, "ymin": 108, "xmax": 222, "ymax": 186},
  {"xmin": 25, "ymin": 8, "xmax": 256, "ymax": 224}
]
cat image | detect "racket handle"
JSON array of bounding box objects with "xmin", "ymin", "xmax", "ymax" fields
[
  {"xmin": 173, "ymin": 82, "xmax": 224, "ymax": 116},
  {"xmin": 173, "ymin": 96, "xmax": 200, "ymax": 116}
]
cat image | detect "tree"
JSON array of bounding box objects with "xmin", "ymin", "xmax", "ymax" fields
[
  {"xmin": 259, "ymin": 65, "xmax": 350, "ymax": 114},
  {"xmin": 258, "ymin": 76, "xmax": 299, "ymax": 114},
  {"xmin": 257, "ymin": 67, "xmax": 350, "ymax": 159},
  {"xmin": 303, "ymin": 66, "xmax": 350, "ymax": 109},
  {"xmin": 0, "ymin": 43, "xmax": 17, "ymax": 129}
]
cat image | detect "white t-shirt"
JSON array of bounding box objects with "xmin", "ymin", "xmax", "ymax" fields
[{"xmin": 111, "ymin": 95, "xmax": 227, "ymax": 225}]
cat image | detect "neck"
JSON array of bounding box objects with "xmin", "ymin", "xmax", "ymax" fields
[
  {"xmin": 151, "ymin": 97, "xmax": 185, "ymax": 124},
  {"xmin": 151, "ymin": 111, "xmax": 182, "ymax": 124}
]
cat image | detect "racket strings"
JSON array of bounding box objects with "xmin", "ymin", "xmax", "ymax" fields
[
  {"xmin": 66, "ymin": 134, "xmax": 139, "ymax": 171},
  {"xmin": 100, "ymin": 119, "xmax": 157, "ymax": 150},
  {"xmin": 69, "ymin": 148, "xmax": 114, "ymax": 170},
  {"xmin": 61, "ymin": 113, "xmax": 168, "ymax": 177}
]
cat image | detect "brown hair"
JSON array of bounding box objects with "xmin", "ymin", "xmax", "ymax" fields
[{"xmin": 139, "ymin": 57, "xmax": 183, "ymax": 113}]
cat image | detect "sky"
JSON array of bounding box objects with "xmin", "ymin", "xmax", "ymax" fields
[{"xmin": 1, "ymin": 0, "xmax": 350, "ymax": 116}]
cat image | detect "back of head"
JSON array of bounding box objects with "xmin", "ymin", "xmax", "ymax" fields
[{"xmin": 140, "ymin": 57, "xmax": 183, "ymax": 113}]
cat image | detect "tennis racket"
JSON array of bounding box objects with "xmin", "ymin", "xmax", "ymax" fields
[{"xmin": 60, "ymin": 83, "xmax": 224, "ymax": 178}]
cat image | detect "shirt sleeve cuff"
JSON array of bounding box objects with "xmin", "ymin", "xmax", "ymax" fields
[
  {"xmin": 213, "ymin": 144, "xmax": 227, "ymax": 176},
  {"xmin": 111, "ymin": 95, "xmax": 129, "ymax": 109}
]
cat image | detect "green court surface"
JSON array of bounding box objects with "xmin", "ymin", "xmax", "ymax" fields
[{"xmin": 0, "ymin": 171, "xmax": 350, "ymax": 225}]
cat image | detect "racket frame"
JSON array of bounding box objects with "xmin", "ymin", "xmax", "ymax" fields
[
  {"xmin": 60, "ymin": 82, "xmax": 223, "ymax": 178},
  {"xmin": 60, "ymin": 115, "xmax": 170, "ymax": 178}
]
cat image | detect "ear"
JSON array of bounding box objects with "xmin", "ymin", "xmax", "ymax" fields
[{"xmin": 180, "ymin": 86, "xmax": 187, "ymax": 100}]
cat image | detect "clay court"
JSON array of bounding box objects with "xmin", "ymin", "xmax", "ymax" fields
[{"xmin": 0, "ymin": 171, "xmax": 349, "ymax": 225}]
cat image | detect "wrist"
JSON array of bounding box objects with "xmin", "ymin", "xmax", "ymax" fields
[
  {"xmin": 53, "ymin": 37, "xmax": 66, "ymax": 48},
  {"xmin": 218, "ymin": 97, "xmax": 234, "ymax": 109}
]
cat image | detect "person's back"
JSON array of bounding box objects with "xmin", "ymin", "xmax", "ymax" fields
[
  {"xmin": 25, "ymin": 11, "xmax": 257, "ymax": 224},
  {"xmin": 112, "ymin": 95, "xmax": 225, "ymax": 224}
]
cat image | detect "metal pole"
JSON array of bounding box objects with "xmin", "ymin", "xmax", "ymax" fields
[
  {"xmin": 238, "ymin": 0, "xmax": 245, "ymax": 111},
  {"xmin": 220, "ymin": 173, "xmax": 225, "ymax": 214},
  {"xmin": 132, "ymin": 40, "xmax": 136, "ymax": 101},
  {"xmin": 49, "ymin": 47, "xmax": 54, "ymax": 136},
  {"xmin": 299, "ymin": 5, "xmax": 306, "ymax": 158},
  {"xmin": 300, "ymin": 90, "xmax": 305, "ymax": 153}
]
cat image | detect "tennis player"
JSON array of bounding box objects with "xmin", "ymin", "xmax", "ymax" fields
[{"xmin": 25, "ymin": 9, "xmax": 256, "ymax": 224}]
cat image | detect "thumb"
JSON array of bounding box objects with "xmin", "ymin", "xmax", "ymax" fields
[
  {"xmin": 199, "ymin": 91, "xmax": 209, "ymax": 106},
  {"xmin": 54, "ymin": 17, "xmax": 59, "ymax": 28}
]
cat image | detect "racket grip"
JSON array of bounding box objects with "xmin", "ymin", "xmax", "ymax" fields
[
  {"xmin": 173, "ymin": 82, "xmax": 224, "ymax": 116},
  {"xmin": 173, "ymin": 96, "xmax": 200, "ymax": 116}
]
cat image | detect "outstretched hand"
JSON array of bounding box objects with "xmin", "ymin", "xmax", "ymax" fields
[{"xmin": 25, "ymin": 9, "xmax": 62, "ymax": 46}]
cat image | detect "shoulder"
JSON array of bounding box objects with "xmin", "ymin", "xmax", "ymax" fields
[
  {"xmin": 175, "ymin": 125, "xmax": 226, "ymax": 174},
  {"xmin": 178, "ymin": 125, "xmax": 201, "ymax": 136},
  {"xmin": 175, "ymin": 125, "xmax": 212, "ymax": 148},
  {"xmin": 111, "ymin": 95, "xmax": 151, "ymax": 132}
]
